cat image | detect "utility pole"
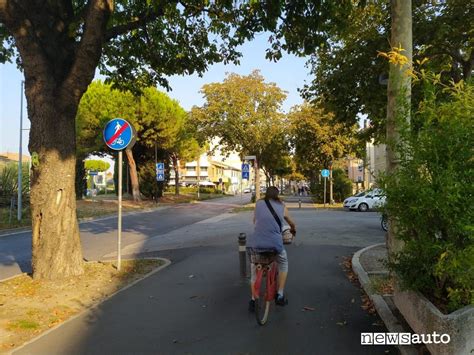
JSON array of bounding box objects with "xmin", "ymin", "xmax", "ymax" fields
[{"xmin": 17, "ymin": 80, "xmax": 24, "ymax": 221}]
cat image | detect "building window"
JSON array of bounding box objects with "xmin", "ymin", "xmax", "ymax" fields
[{"xmin": 187, "ymin": 167, "xmax": 196, "ymax": 171}]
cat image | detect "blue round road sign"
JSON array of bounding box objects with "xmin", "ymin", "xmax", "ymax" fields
[
  {"xmin": 321, "ymin": 169, "xmax": 330, "ymax": 178},
  {"xmin": 103, "ymin": 118, "xmax": 134, "ymax": 151}
]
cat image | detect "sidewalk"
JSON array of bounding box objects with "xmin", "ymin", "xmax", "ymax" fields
[{"xmin": 352, "ymin": 243, "xmax": 418, "ymax": 355}]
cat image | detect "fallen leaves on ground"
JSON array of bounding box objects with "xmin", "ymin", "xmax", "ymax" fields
[
  {"xmin": 0, "ymin": 259, "xmax": 164, "ymax": 352},
  {"xmin": 361, "ymin": 294, "xmax": 377, "ymax": 315},
  {"xmin": 341, "ymin": 255, "xmax": 377, "ymax": 316}
]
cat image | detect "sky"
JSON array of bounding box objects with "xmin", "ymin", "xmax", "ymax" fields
[{"xmin": 0, "ymin": 33, "xmax": 310, "ymax": 156}]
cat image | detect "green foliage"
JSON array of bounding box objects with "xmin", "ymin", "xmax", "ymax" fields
[
  {"xmin": 138, "ymin": 161, "xmax": 160, "ymax": 200},
  {"xmin": 383, "ymin": 81, "xmax": 474, "ymax": 312},
  {"xmin": 84, "ymin": 160, "xmax": 110, "ymax": 172},
  {"xmin": 0, "ymin": 163, "xmax": 30, "ymax": 206},
  {"xmin": 76, "ymin": 81, "xmax": 136, "ymax": 158},
  {"xmin": 191, "ymin": 70, "xmax": 290, "ymax": 179},
  {"xmin": 310, "ymin": 169, "xmax": 352, "ymax": 203},
  {"xmin": 332, "ymin": 169, "xmax": 353, "ymax": 202},
  {"xmin": 302, "ymin": 1, "xmax": 473, "ymax": 140},
  {"xmin": 289, "ymin": 103, "xmax": 357, "ymax": 185},
  {"xmin": 77, "ymin": 81, "xmax": 196, "ymax": 196}
]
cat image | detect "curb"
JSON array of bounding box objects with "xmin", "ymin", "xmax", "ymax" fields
[
  {"xmin": 352, "ymin": 243, "xmax": 418, "ymax": 355},
  {"xmin": 9, "ymin": 257, "xmax": 171, "ymax": 355}
]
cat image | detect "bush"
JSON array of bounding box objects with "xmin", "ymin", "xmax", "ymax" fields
[
  {"xmin": 0, "ymin": 163, "xmax": 30, "ymax": 207},
  {"xmin": 310, "ymin": 168, "xmax": 352, "ymax": 203},
  {"xmin": 382, "ymin": 82, "xmax": 474, "ymax": 312},
  {"xmin": 332, "ymin": 168, "xmax": 353, "ymax": 202}
]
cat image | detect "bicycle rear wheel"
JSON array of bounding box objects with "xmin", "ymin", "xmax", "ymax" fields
[{"xmin": 255, "ymin": 268, "xmax": 271, "ymax": 325}]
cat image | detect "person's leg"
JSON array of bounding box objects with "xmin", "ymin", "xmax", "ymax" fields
[
  {"xmin": 248, "ymin": 258, "xmax": 256, "ymax": 312},
  {"xmin": 276, "ymin": 249, "xmax": 288, "ymax": 304},
  {"xmin": 249, "ymin": 262, "xmax": 256, "ymax": 298}
]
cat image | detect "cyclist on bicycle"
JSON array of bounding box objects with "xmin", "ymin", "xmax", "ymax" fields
[{"xmin": 247, "ymin": 186, "xmax": 296, "ymax": 311}]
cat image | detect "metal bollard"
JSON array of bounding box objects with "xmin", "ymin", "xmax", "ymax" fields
[
  {"xmin": 238, "ymin": 233, "xmax": 247, "ymax": 278},
  {"xmin": 299, "ymin": 198, "xmax": 301, "ymax": 209}
]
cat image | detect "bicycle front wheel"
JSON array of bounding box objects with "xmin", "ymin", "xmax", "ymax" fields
[{"xmin": 255, "ymin": 269, "xmax": 271, "ymax": 325}]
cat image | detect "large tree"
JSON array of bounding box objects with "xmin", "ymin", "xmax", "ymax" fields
[
  {"xmin": 302, "ymin": 0, "xmax": 472, "ymax": 140},
  {"xmin": 0, "ymin": 1, "xmax": 354, "ymax": 279},
  {"xmin": 190, "ymin": 70, "xmax": 289, "ymax": 200},
  {"xmin": 76, "ymin": 81, "xmax": 136, "ymax": 197},
  {"xmin": 288, "ymin": 103, "xmax": 357, "ymax": 189}
]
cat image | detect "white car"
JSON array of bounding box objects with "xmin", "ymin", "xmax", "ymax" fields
[
  {"xmin": 343, "ymin": 191, "xmax": 367, "ymax": 207},
  {"xmin": 344, "ymin": 189, "xmax": 385, "ymax": 212}
]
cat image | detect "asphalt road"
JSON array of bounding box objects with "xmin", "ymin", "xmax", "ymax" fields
[
  {"xmin": 0, "ymin": 194, "xmax": 252, "ymax": 280},
  {"xmin": 13, "ymin": 200, "xmax": 394, "ymax": 354}
]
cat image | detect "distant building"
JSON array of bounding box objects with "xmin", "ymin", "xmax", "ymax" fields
[
  {"xmin": 0, "ymin": 152, "xmax": 30, "ymax": 166},
  {"xmin": 366, "ymin": 141, "xmax": 387, "ymax": 187},
  {"xmin": 170, "ymin": 152, "xmax": 243, "ymax": 193}
]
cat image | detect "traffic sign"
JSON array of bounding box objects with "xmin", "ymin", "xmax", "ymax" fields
[
  {"xmin": 89, "ymin": 171, "xmax": 98, "ymax": 176},
  {"xmin": 321, "ymin": 169, "xmax": 330, "ymax": 178},
  {"xmin": 156, "ymin": 162, "xmax": 165, "ymax": 181},
  {"xmin": 103, "ymin": 118, "xmax": 134, "ymax": 150},
  {"xmin": 242, "ymin": 171, "xmax": 250, "ymax": 180},
  {"xmin": 242, "ymin": 163, "xmax": 250, "ymax": 172}
]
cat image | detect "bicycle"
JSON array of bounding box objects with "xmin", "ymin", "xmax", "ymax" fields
[
  {"xmin": 381, "ymin": 213, "xmax": 388, "ymax": 232},
  {"xmin": 250, "ymin": 249, "xmax": 279, "ymax": 326}
]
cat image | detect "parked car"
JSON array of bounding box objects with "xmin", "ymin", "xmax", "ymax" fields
[
  {"xmin": 344, "ymin": 188, "xmax": 385, "ymax": 212},
  {"xmin": 243, "ymin": 187, "xmax": 251, "ymax": 193},
  {"xmin": 343, "ymin": 190, "xmax": 367, "ymax": 207}
]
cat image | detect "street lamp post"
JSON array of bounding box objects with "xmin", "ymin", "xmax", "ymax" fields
[{"xmin": 17, "ymin": 80, "xmax": 25, "ymax": 221}]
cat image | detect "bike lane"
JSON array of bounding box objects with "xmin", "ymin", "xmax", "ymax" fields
[{"xmin": 14, "ymin": 211, "xmax": 395, "ymax": 355}]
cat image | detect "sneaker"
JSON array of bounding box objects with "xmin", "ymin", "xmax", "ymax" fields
[
  {"xmin": 248, "ymin": 299, "xmax": 255, "ymax": 313},
  {"xmin": 275, "ymin": 294, "xmax": 288, "ymax": 306}
]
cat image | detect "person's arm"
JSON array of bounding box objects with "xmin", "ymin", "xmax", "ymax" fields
[{"xmin": 283, "ymin": 205, "xmax": 296, "ymax": 235}]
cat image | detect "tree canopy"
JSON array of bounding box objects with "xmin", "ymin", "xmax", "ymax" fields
[
  {"xmin": 288, "ymin": 102, "xmax": 357, "ymax": 185},
  {"xmin": 301, "ymin": 0, "xmax": 473, "ymax": 140},
  {"xmin": 84, "ymin": 160, "xmax": 110, "ymax": 172},
  {"xmin": 190, "ymin": 70, "xmax": 289, "ymax": 173}
]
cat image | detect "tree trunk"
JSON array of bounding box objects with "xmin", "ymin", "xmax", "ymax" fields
[
  {"xmin": 172, "ymin": 155, "xmax": 180, "ymax": 195},
  {"xmin": 1, "ymin": 0, "xmax": 113, "ymax": 280},
  {"xmin": 387, "ymin": 0, "xmax": 412, "ymax": 256},
  {"xmin": 75, "ymin": 156, "xmax": 87, "ymax": 200},
  {"xmin": 29, "ymin": 98, "xmax": 84, "ymax": 279},
  {"xmin": 125, "ymin": 148, "xmax": 141, "ymax": 202},
  {"xmin": 255, "ymin": 159, "xmax": 260, "ymax": 200}
]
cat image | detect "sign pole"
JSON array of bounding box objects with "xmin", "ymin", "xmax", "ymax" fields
[
  {"xmin": 17, "ymin": 80, "xmax": 24, "ymax": 221},
  {"xmin": 103, "ymin": 118, "xmax": 135, "ymax": 272},
  {"xmin": 240, "ymin": 174, "xmax": 242, "ymax": 201},
  {"xmin": 117, "ymin": 150, "xmax": 123, "ymax": 271},
  {"xmin": 323, "ymin": 176, "xmax": 327, "ymax": 207}
]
